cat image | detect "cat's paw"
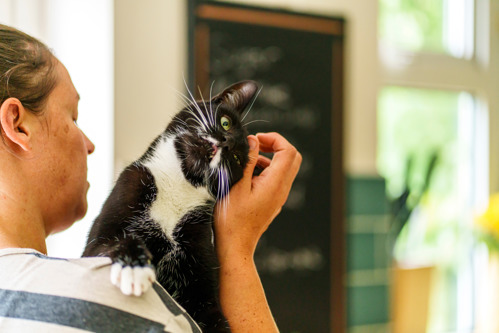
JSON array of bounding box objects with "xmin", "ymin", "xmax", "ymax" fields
[{"xmin": 110, "ymin": 263, "xmax": 156, "ymax": 296}]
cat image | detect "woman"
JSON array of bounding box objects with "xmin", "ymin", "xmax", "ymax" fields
[{"xmin": 0, "ymin": 24, "xmax": 302, "ymax": 332}]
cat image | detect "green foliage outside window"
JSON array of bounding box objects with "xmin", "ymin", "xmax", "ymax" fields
[
  {"xmin": 377, "ymin": 86, "xmax": 475, "ymax": 332},
  {"xmin": 379, "ymin": 0, "xmax": 445, "ymax": 54}
]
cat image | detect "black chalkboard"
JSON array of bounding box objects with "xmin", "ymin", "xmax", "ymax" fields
[{"xmin": 189, "ymin": 2, "xmax": 345, "ymax": 332}]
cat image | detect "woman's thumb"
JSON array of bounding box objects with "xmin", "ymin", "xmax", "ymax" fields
[{"xmin": 244, "ymin": 135, "xmax": 259, "ymax": 178}]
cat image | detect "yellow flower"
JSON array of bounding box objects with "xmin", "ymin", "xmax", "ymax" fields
[{"xmin": 477, "ymin": 193, "xmax": 499, "ymax": 240}]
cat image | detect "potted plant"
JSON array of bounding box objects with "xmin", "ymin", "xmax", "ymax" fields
[{"xmin": 389, "ymin": 153, "xmax": 438, "ymax": 333}]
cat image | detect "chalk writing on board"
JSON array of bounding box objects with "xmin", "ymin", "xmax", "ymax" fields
[
  {"xmin": 285, "ymin": 184, "xmax": 306, "ymax": 210},
  {"xmin": 255, "ymin": 245, "xmax": 324, "ymax": 274},
  {"xmin": 258, "ymin": 83, "xmax": 291, "ymax": 107},
  {"xmin": 211, "ymin": 44, "xmax": 283, "ymax": 77}
]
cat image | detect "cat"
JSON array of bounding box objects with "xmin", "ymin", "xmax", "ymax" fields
[{"xmin": 82, "ymin": 81, "xmax": 259, "ymax": 332}]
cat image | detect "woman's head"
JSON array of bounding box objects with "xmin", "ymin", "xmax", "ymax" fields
[
  {"xmin": 0, "ymin": 25, "xmax": 95, "ymax": 235},
  {"xmin": 33, "ymin": 61, "xmax": 95, "ymax": 234},
  {"xmin": 0, "ymin": 24, "xmax": 57, "ymax": 115}
]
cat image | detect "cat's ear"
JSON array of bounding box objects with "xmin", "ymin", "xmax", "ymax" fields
[{"xmin": 212, "ymin": 81, "xmax": 258, "ymax": 113}]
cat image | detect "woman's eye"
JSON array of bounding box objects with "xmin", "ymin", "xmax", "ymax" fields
[
  {"xmin": 233, "ymin": 154, "xmax": 240, "ymax": 165},
  {"xmin": 220, "ymin": 116, "xmax": 231, "ymax": 131}
]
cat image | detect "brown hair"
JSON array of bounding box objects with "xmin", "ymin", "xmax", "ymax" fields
[{"xmin": 0, "ymin": 24, "xmax": 57, "ymax": 114}]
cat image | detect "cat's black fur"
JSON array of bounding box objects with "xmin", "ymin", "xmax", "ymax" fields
[{"xmin": 82, "ymin": 81, "xmax": 259, "ymax": 332}]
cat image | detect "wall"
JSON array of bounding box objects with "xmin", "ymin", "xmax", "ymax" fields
[
  {"xmin": 114, "ymin": 0, "xmax": 379, "ymax": 176},
  {"xmin": 114, "ymin": 0, "xmax": 188, "ymax": 170}
]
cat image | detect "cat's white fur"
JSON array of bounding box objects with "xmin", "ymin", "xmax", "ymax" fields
[
  {"xmin": 205, "ymin": 136, "xmax": 222, "ymax": 168},
  {"xmin": 111, "ymin": 263, "xmax": 156, "ymax": 296},
  {"xmin": 144, "ymin": 135, "xmax": 214, "ymax": 241},
  {"xmin": 113, "ymin": 134, "xmax": 216, "ymax": 296}
]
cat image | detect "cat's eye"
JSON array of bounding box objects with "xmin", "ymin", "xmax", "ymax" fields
[
  {"xmin": 220, "ymin": 116, "xmax": 232, "ymax": 131},
  {"xmin": 233, "ymin": 154, "xmax": 241, "ymax": 165}
]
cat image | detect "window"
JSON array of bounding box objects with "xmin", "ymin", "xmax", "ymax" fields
[
  {"xmin": 378, "ymin": 0, "xmax": 493, "ymax": 332},
  {"xmin": 378, "ymin": 86, "xmax": 484, "ymax": 332},
  {"xmin": 379, "ymin": 0, "xmax": 474, "ymax": 58}
]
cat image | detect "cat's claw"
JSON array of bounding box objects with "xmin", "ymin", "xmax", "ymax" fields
[{"xmin": 110, "ymin": 263, "xmax": 156, "ymax": 296}]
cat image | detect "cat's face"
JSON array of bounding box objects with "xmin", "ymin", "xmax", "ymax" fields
[{"xmin": 170, "ymin": 81, "xmax": 258, "ymax": 200}]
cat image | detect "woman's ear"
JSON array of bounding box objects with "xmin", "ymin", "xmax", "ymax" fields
[{"xmin": 0, "ymin": 97, "xmax": 32, "ymax": 152}]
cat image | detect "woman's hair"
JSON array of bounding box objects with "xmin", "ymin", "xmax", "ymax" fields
[{"xmin": 0, "ymin": 24, "xmax": 57, "ymax": 114}]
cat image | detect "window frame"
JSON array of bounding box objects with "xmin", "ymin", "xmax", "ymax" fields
[{"xmin": 378, "ymin": 0, "xmax": 498, "ymax": 331}]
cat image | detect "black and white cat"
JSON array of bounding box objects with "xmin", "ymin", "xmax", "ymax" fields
[{"xmin": 83, "ymin": 81, "xmax": 259, "ymax": 332}]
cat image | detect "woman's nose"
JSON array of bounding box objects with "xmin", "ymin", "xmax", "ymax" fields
[{"xmin": 82, "ymin": 131, "xmax": 95, "ymax": 155}]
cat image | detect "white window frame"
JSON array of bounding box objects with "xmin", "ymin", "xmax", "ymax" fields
[{"xmin": 379, "ymin": 0, "xmax": 498, "ymax": 331}]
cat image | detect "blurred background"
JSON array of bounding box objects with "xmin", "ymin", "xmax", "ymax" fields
[{"xmin": 1, "ymin": 0, "xmax": 498, "ymax": 332}]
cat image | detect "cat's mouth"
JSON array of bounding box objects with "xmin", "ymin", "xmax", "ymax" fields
[
  {"xmin": 208, "ymin": 143, "xmax": 218, "ymax": 160},
  {"xmin": 202, "ymin": 137, "xmax": 219, "ymax": 161}
]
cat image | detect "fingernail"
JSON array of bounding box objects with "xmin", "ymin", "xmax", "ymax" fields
[{"xmin": 248, "ymin": 137, "xmax": 257, "ymax": 150}]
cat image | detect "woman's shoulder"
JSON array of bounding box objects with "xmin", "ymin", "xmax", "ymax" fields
[
  {"xmin": 0, "ymin": 248, "xmax": 200, "ymax": 333},
  {"xmin": 0, "ymin": 247, "xmax": 113, "ymax": 289}
]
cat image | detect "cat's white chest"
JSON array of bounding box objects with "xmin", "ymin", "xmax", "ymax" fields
[{"xmin": 143, "ymin": 136, "xmax": 212, "ymax": 241}]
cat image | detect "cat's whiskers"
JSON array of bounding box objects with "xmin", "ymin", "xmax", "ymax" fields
[
  {"xmin": 241, "ymin": 85, "xmax": 263, "ymax": 123},
  {"xmin": 184, "ymin": 83, "xmax": 209, "ymax": 129},
  {"xmin": 215, "ymin": 167, "xmax": 228, "ymax": 223},
  {"xmin": 172, "ymin": 87, "xmax": 193, "ymax": 108},
  {"xmin": 197, "ymin": 87, "xmax": 214, "ymax": 130},
  {"xmin": 173, "ymin": 88, "xmax": 205, "ymax": 126},
  {"xmin": 177, "ymin": 99, "xmax": 203, "ymax": 128},
  {"xmin": 208, "ymin": 81, "xmax": 216, "ymax": 127},
  {"xmin": 217, "ymin": 168, "xmax": 223, "ymax": 202},
  {"xmin": 216, "ymin": 162, "xmax": 231, "ymax": 220},
  {"xmin": 224, "ymin": 165, "xmax": 230, "ymax": 217},
  {"xmin": 192, "ymin": 104, "xmax": 211, "ymax": 133},
  {"xmin": 180, "ymin": 78, "xmax": 213, "ymax": 133},
  {"xmin": 222, "ymin": 181, "xmax": 228, "ymax": 221},
  {"xmin": 172, "ymin": 118, "xmax": 194, "ymax": 133},
  {"xmin": 183, "ymin": 105, "xmax": 209, "ymax": 133},
  {"xmin": 243, "ymin": 119, "xmax": 270, "ymax": 127},
  {"xmin": 214, "ymin": 103, "xmax": 222, "ymax": 125}
]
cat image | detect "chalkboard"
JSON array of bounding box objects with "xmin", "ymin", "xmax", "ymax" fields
[{"xmin": 189, "ymin": 2, "xmax": 345, "ymax": 332}]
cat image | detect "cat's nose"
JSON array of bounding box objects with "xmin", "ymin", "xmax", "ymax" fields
[{"xmin": 220, "ymin": 136, "xmax": 235, "ymax": 150}]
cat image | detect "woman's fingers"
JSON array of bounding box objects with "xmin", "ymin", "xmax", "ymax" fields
[
  {"xmin": 238, "ymin": 135, "xmax": 260, "ymax": 188},
  {"xmin": 255, "ymin": 133, "xmax": 302, "ymax": 183},
  {"xmin": 256, "ymin": 155, "xmax": 272, "ymax": 169}
]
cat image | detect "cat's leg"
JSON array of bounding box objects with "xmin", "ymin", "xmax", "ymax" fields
[
  {"xmin": 86, "ymin": 235, "xmax": 156, "ymax": 296},
  {"xmin": 160, "ymin": 251, "xmax": 230, "ymax": 332},
  {"xmin": 109, "ymin": 236, "xmax": 156, "ymax": 296}
]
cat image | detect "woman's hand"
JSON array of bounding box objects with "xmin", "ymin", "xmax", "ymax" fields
[
  {"xmin": 214, "ymin": 132, "xmax": 301, "ymax": 333},
  {"xmin": 215, "ymin": 132, "xmax": 302, "ymax": 259}
]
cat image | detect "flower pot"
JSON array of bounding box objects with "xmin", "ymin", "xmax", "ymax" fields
[{"xmin": 391, "ymin": 264, "xmax": 434, "ymax": 333}]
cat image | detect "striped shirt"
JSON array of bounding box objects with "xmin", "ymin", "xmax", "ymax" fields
[{"xmin": 0, "ymin": 248, "xmax": 201, "ymax": 333}]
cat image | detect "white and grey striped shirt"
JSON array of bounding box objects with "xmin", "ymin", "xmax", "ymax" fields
[{"xmin": 0, "ymin": 248, "xmax": 201, "ymax": 333}]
